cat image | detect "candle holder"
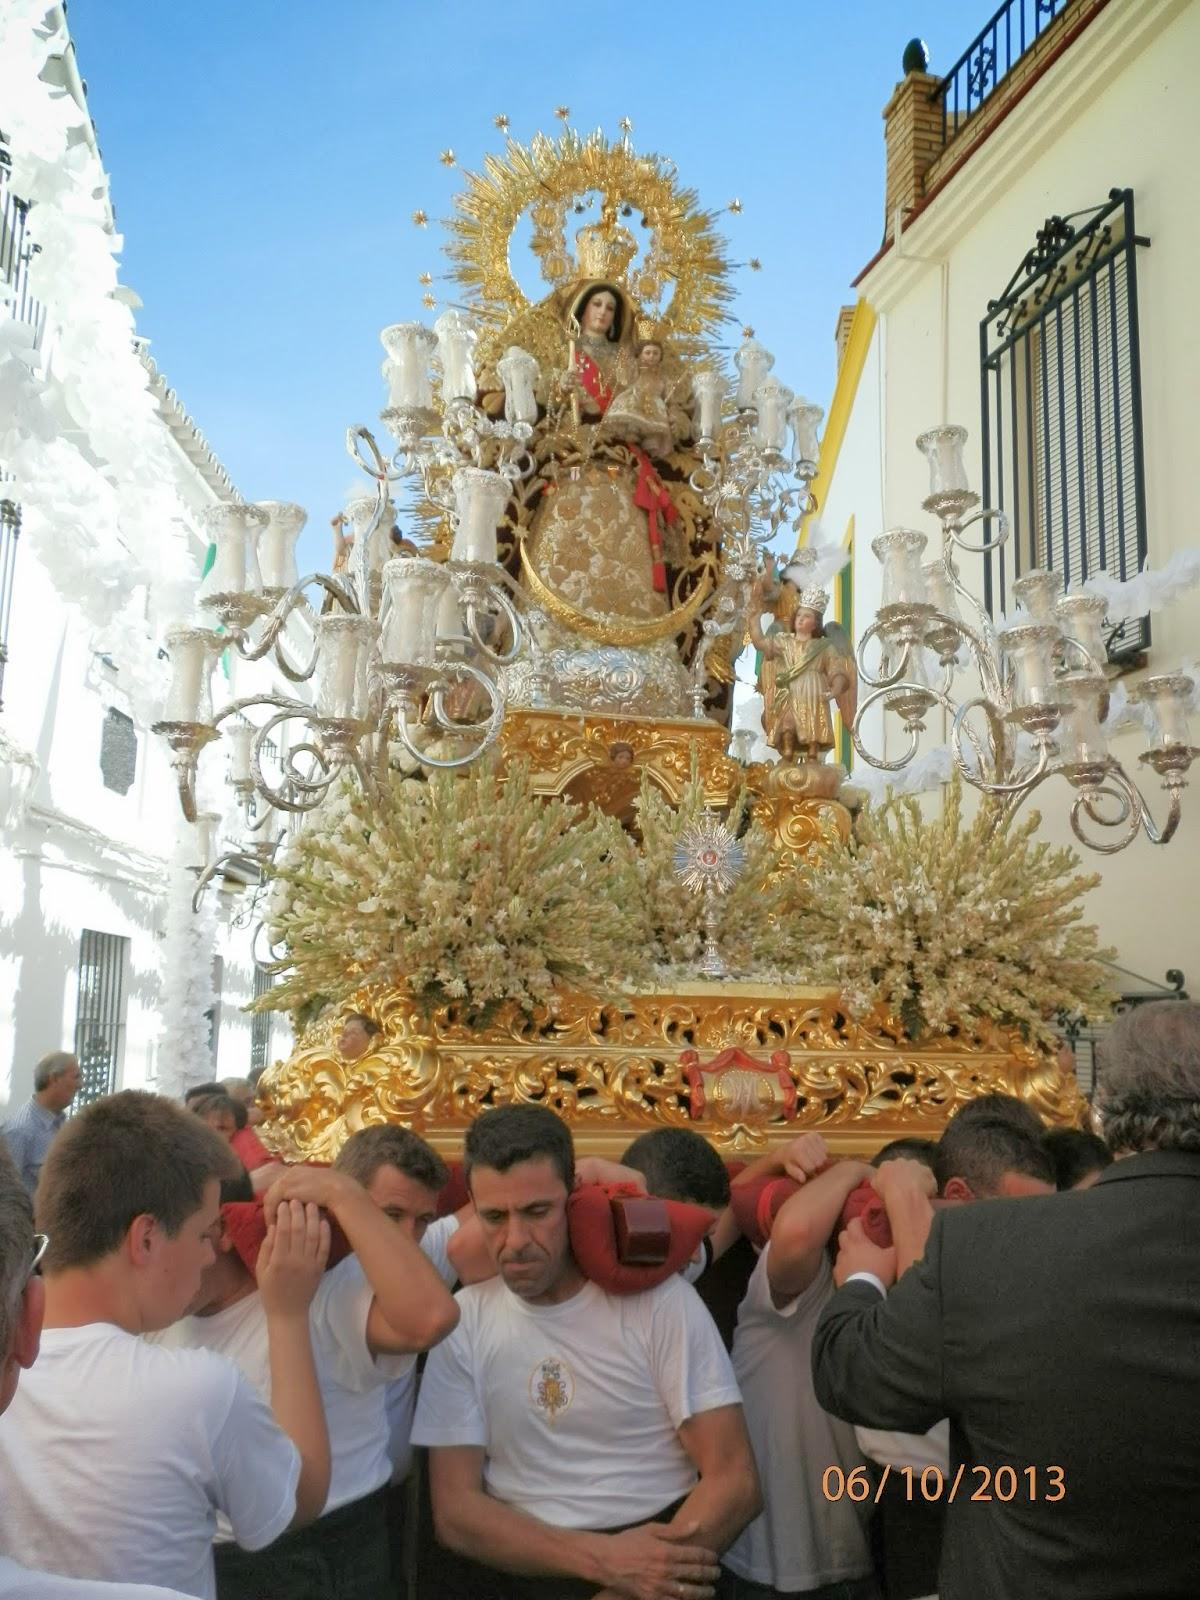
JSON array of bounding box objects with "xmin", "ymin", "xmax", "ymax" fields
[{"xmin": 849, "ymin": 424, "xmax": 1197, "ymax": 853}]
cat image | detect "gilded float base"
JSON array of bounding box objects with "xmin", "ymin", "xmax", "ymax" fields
[{"xmin": 259, "ymin": 981, "xmax": 1087, "ymax": 1164}]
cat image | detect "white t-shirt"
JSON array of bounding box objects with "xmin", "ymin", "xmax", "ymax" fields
[
  {"xmin": 412, "ymin": 1270, "xmax": 741, "ymax": 1529},
  {"xmin": 155, "ymin": 1254, "xmax": 414, "ymax": 1521},
  {"xmin": 0, "ymin": 1324, "xmax": 299, "ymax": 1600},
  {"xmin": 856, "ymin": 1419, "xmax": 951, "ymax": 1475},
  {"xmin": 723, "ymin": 1247, "xmax": 875, "ymax": 1591},
  {"xmin": 384, "ymin": 1214, "xmax": 460, "ymax": 1483},
  {"xmin": 0, "ymin": 1556, "xmax": 191, "ymax": 1599}
]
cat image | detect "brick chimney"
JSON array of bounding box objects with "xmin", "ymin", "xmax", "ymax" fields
[
  {"xmin": 834, "ymin": 305, "xmax": 856, "ymax": 370},
  {"xmin": 882, "ymin": 69, "xmax": 943, "ymax": 238}
]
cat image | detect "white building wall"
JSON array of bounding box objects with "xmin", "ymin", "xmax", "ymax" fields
[{"xmin": 826, "ymin": 0, "xmax": 1200, "ymax": 982}]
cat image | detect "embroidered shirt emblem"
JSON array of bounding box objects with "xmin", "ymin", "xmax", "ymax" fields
[{"xmin": 529, "ymin": 1355, "xmax": 575, "ymax": 1422}]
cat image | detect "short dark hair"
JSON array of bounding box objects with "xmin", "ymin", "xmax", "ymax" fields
[
  {"xmin": 344, "ymin": 1013, "xmax": 382, "ymax": 1039},
  {"xmin": 36, "ymin": 1090, "xmax": 238, "ymax": 1271},
  {"xmin": 183, "ymin": 1082, "xmax": 226, "ymax": 1107},
  {"xmin": 1042, "ymin": 1127, "xmax": 1114, "ymax": 1190},
  {"xmin": 33, "ymin": 1052, "xmax": 77, "ymax": 1093},
  {"xmin": 934, "ymin": 1113, "xmax": 1055, "ymax": 1196},
  {"xmin": 463, "ymin": 1105, "xmax": 574, "ymax": 1192},
  {"xmin": 335, "ymin": 1126, "xmax": 449, "ymax": 1194},
  {"xmin": 220, "ymin": 1169, "xmax": 255, "ymax": 1205},
  {"xmin": 0, "ymin": 1144, "xmax": 34, "ymax": 1357},
  {"xmin": 950, "ymin": 1093, "xmax": 1044, "ymax": 1138},
  {"xmin": 871, "ymin": 1137, "xmax": 939, "ymax": 1171},
  {"xmin": 621, "ymin": 1128, "xmax": 730, "ymax": 1209},
  {"xmin": 189, "ymin": 1092, "xmax": 241, "ymax": 1128}
]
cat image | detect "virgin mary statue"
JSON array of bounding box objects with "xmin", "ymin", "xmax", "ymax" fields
[{"xmin": 520, "ymin": 278, "xmax": 692, "ymax": 625}]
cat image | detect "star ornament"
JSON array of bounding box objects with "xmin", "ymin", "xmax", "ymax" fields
[
  {"xmin": 494, "ymin": 113, "xmax": 510, "ymax": 130},
  {"xmin": 673, "ymin": 815, "xmax": 746, "ymax": 897},
  {"xmin": 439, "ymin": 149, "xmax": 456, "ymax": 167},
  {"xmin": 554, "ymin": 105, "xmax": 570, "ymax": 121},
  {"xmin": 411, "ymin": 210, "xmax": 428, "ymax": 227},
  {"xmin": 618, "ymin": 117, "xmax": 633, "ymax": 134},
  {"xmin": 728, "ymin": 198, "xmax": 744, "ymax": 214},
  {"xmin": 419, "ymin": 272, "xmax": 433, "ymax": 285}
]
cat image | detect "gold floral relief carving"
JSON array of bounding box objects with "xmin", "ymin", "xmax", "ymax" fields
[{"xmin": 259, "ymin": 983, "xmax": 1088, "ymax": 1161}]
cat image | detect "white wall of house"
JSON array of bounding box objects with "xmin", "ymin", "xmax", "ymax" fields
[{"xmin": 822, "ymin": 0, "xmax": 1200, "ymax": 982}]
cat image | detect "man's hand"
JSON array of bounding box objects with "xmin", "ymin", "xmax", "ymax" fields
[
  {"xmin": 263, "ymin": 1165, "xmax": 353, "ymax": 1223},
  {"xmin": 779, "ymin": 1132, "xmax": 832, "ymax": 1185},
  {"xmin": 833, "ymin": 1216, "xmax": 897, "ymax": 1290},
  {"xmin": 596, "ymin": 1519, "xmax": 720, "ymax": 1600},
  {"xmin": 871, "ymin": 1156, "xmax": 937, "ymax": 1203},
  {"xmin": 256, "ymin": 1199, "xmax": 330, "ymax": 1318},
  {"xmin": 575, "ymin": 1157, "xmax": 648, "ymax": 1192}
]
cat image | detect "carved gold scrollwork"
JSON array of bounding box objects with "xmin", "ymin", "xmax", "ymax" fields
[{"xmin": 259, "ymin": 983, "xmax": 1088, "ymax": 1161}]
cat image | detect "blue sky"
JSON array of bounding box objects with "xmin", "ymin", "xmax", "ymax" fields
[{"xmin": 68, "ymin": 0, "xmax": 974, "ymax": 574}]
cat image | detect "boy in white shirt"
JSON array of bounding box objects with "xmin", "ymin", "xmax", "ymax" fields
[
  {"xmin": 158, "ymin": 1148, "xmax": 460, "ymax": 1600},
  {"xmin": 0, "ymin": 1092, "xmax": 331, "ymax": 1600},
  {"xmin": 0, "ymin": 1142, "xmax": 199, "ymax": 1599},
  {"xmin": 412, "ymin": 1104, "xmax": 761, "ymax": 1600}
]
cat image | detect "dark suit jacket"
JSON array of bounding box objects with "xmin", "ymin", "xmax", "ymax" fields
[{"xmin": 811, "ymin": 1150, "xmax": 1200, "ymax": 1600}]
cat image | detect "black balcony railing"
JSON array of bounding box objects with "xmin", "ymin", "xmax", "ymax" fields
[
  {"xmin": 932, "ymin": 0, "xmax": 1073, "ymax": 147},
  {"xmin": 0, "ymin": 499, "xmax": 19, "ymax": 711}
]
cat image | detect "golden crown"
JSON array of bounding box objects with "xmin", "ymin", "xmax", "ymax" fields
[
  {"xmin": 799, "ymin": 584, "xmax": 830, "ymax": 615},
  {"xmin": 574, "ymin": 221, "xmax": 637, "ymax": 283}
]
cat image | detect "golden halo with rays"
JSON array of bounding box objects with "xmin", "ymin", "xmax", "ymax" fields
[{"xmin": 443, "ymin": 127, "xmax": 734, "ymax": 364}]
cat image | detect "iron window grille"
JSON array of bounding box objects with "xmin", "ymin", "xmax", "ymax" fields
[
  {"xmin": 980, "ymin": 189, "xmax": 1150, "ymax": 660},
  {"xmin": 72, "ymin": 931, "xmax": 129, "ymax": 1107},
  {"xmin": 250, "ymin": 966, "xmax": 275, "ymax": 1074}
]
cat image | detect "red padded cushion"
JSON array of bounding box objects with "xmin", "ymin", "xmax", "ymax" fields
[
  {"xmin": 840, "ymin": 1179, "xmax": 894, "ymax": 1248},
  {"xmin": 728, "ymin": 1174, "xmax": 801, "ymax": 1249},
  {"xmin": 221, "ymin": 1198, "xmax": 353, "ymax": 1276},
  {"xmin": 566, "ymin": 1183, "xmax": 713, "ymax": 1294}
]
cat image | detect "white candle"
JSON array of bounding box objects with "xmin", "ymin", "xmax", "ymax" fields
[
  {"xmin": 380, "ymin": 556, "xmax": 445, "ymax": 668},
  {"xmin": 692, "ymin": 369, "xmax": 727, "ymax": 442},
  {"xmin": 194, "ymin": 811, "xmax": 221, "ymax": 870},
  {"xmin": 789, "ymin": 397, "xmax": 823, "ymax": 469},
  {"xmin": 999, "ymin": 622, "xmax": 1059, "ymax": 708},
  {"xmin": 497, "ymin": 346, "xmax": 540, "ymax": 424},
  {"xmin": 871, "ymin": 528, "xmax": 929, "ymax": 609},
  {"xmin": 1132, "ymin": 674, "xmax": 1195, "ymax": 750},
  {"xmin": 1057, "ymin": 674, "xmax": 1109, "ymax": 767},
  {"xmin": 451, "ymin": 468, "xmax": 507, "ymax": 565},
  {"xmin": 434, "ymin": 309, "xmax": 479, "ymax": 402},
  {"xmin": 163, "ymin": 626, "xmax": 215, "ymax": 723},
  {"xmin": 1055, "ymin": 593, "xmax": 1108, "ymax": 672},
  {"xmin": 380, "ymin": 322, "xmax": 436, "ymax": 409},
  {"xmin": 754, "ymin": 377, "xmax": 793, "ymax": 453},
  {"xmin": 734, "ymin": 337, "xmax": 773, "ymax": 409},
  {"xmin": 256, "ymin": 501, "xmax": 307, "ymax": 592},
  {"xmin": 201, "ymin": 504, "xmax": 266, "ymax": 596},
  {"xmin": 314, "ymin": 614, "xmax": 375, "ymax": 719},
  {"xmin": 225, "ymin": 718, "xmax": 255, "ymax": 783},
  {"xmin": 916, "ymin": 424, "xmax": 971, "ymax": 496}
]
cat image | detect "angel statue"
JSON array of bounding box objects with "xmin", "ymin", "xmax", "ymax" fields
[{"xmin": 747, "ymin": 565, "xmax": 857, "ymax": 765}]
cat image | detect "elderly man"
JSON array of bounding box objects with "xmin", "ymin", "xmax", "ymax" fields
[
  {"xmin": 3, "ymin": 1051, "xmax": 81, "ymax": 1193},
  {"xmin": 812, "ymin": 1001, "xmax": 1200, "ymax": 1600}
]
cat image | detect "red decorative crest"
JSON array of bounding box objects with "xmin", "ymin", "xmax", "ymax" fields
[{"xmin": 681, "ymin": 1046, "xmax": 797, "ymax": 1124}]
